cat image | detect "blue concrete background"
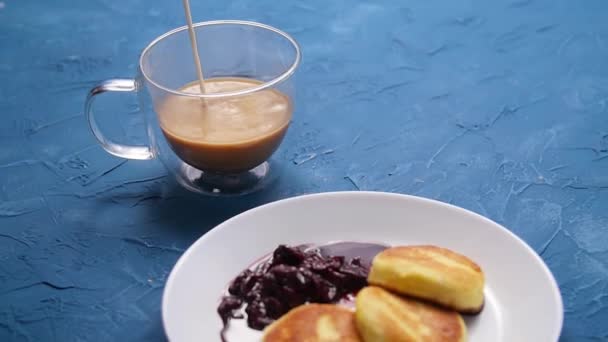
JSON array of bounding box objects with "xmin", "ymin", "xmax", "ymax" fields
[{"xmin": 1, "ymin": 0, "xmax": 607, "ymax": 340}]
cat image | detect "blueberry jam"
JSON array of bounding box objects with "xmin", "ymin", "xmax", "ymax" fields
[{"xmin": 217, "ymin": 242, "xmax": 387, "ymax": 335}]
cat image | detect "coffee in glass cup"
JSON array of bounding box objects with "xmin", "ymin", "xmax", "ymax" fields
[{"xmin": 85, "ymin": 21, "xmax": 301, "ymax": 195}]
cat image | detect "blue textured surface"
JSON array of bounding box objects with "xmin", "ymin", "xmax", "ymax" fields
[{"xmin": 1, "ymin": 0, "xmax": 607, "ymax": 340}]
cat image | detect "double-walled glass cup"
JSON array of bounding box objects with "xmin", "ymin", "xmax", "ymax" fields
[{"xmin": 85, "ymin": 21, "xmax": 300, "ymax": 195}]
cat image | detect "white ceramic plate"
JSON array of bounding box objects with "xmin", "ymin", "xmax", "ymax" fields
[{"xmin": 163, "ymin": 191, "xmax": 563, "ymax": 342}]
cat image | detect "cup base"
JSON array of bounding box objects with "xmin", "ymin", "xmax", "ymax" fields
[{"xmin": 175, "ymin": 161, "xmax": 271, "ymax": 196}]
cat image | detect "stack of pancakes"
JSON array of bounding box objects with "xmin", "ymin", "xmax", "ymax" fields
[{"xmin": 262, "ymin": 245, "xmax": 484, "ymax": 342}]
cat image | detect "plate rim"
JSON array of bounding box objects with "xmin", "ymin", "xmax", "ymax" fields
[{"xmin": 162, "ymin": 191, "xmax": 564, "ymax": 341}]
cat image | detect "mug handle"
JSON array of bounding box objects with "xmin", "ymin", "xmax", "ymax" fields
[{"xmin": 85, "ymin": 78, "xmax": 153, "ymax": 160}]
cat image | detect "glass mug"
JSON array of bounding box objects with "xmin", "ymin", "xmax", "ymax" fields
[{"xmin": 85, "ymin": 20, "xmax": 301, "ymax": 195}]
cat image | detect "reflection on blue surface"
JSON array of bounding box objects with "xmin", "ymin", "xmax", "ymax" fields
[{"xmin": 0, "ymin": 0, "xmax": 607, "ymax": 340}]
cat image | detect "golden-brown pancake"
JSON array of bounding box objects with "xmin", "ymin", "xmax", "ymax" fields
[
  {"xmin": 367, "ymin": 245, "xmax": 484, "ymax": 313},
  {"xmin": 262, "ymin": 304, "xmax": 362, "ymax": 342},
  {"xmin": 355, "ymin": 286, "xmax": 467, "ymax": 342}
]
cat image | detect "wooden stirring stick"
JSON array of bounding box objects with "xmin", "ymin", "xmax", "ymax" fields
[{"xmin": 182, "ymin": 0, "xmax": 206, "ymax": 94}]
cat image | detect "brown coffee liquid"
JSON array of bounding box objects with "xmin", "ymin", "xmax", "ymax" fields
[{"xmin": 157, "ymin": 77, "xmax": 292, "ymax": 173}]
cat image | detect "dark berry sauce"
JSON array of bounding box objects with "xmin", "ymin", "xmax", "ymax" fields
[{"xmin": 217, "ymin": 242, "xmax": 387, "ymax": 339}]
